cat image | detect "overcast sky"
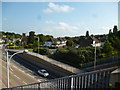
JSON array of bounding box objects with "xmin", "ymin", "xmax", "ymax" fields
[{"xmin": 2, "ymin": 2, "xmax": 118, "ymax": 37}]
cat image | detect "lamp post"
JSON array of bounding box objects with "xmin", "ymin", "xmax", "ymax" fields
[
  {"xmin": 38, "ymin": 37, "xmax": 39, "ymax": 54},
  {"xmin": 93, "ymin": 41, "xmax": 97, "ymax": 71},
  {"xmin": 6, "ymin": 50, "xmax": 28, "ymax": 88}
]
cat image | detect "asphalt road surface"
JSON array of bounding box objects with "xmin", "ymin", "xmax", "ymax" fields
[{"xmin": 9, "ymin": 51, "xmax": 73, "ymax": 79}]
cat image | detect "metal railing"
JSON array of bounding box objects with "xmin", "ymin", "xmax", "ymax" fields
[
  {"xmin": 81, "ymin": 54, "xmax": 120, "ymax": 69},
  {"xmin": 2, "ymin": 67, "xmax": 118, "ymax": 90}
]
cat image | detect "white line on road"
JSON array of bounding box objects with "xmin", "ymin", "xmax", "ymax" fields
[
  {"xmin": 1, "ymin": 65, "xmax": 6, "ymax": 69},
  {"xmin": 22, "ymin": 81, "xmax": 27, "ymax": 84},
  {"xmin": 10, "ymin": 68, "xmax": 13, "ymax": 72},
  {"xmin": 37, "ymin": 80, "xmax": 41, "ymax": 82},
  {"xmin": 14, "ymin": 75, "xmax": 21, "ymax": 80}
]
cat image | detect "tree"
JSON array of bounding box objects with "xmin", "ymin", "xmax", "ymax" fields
[
  {"xmin": 66, "ymin": 40, "xmax": 74, "ymax": 46},
  {"xmin": 103, "ymin": 40, "xmax": 114, "ymax": 54},
  {"xmin": 86, "ymin": 31, "xmax": 89, "ymax": 37},
  {"xmin": 15, "ymin": 34, "xmax": 22, "ymax": 38},
  {"xmin": 109, "ymin": 29, "xmax": 112, "ymax": 34},
  {"xmin": 113, "ymin": 25, "xmax": 118, "ymax": 33},
  {"xmin": 28, "ymin": 31, "xmax": 35, "ymax": 44}
]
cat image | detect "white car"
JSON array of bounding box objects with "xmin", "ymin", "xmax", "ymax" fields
[{"xmin": 38, "ymin": 69, "xmax": 49, "ymax": 77}]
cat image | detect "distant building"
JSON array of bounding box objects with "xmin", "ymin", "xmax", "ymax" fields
[
  {"xmin": 0, "ymin": 39, "xmax": 5, "ymax": 44},
  {"xmin": 78, "ymin": 36, "xmax": 102, "ymax": 48},
  {"xmin": 42, "ymin": 38, "xmax": 67, "ymax": 48}
]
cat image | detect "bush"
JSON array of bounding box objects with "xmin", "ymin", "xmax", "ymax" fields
[{"xmin": 33, "ymin": 48, "xmax": 51, "ymax": 55}]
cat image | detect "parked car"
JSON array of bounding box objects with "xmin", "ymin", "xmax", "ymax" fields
[{"xmin": 38, "ymin": 69, "xmax": 49, "ymax": 77}]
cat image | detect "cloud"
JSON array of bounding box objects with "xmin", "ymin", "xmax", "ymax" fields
[
  {"xmin": 57, "ymin": 22, "xmax": 79, "ymax": 31},
  {"xmin": 40, "ymin": 22, "xmax": 80, "ymax": 37},
  {"xmin": 43, "ymin": 3, "xmax": 74, "ymax": 13},
  {"xmin": 96, "ymin": 26, "xmax": 112, "ymax": 34},
  {"xmin": 45, "ymin": 20, "xmax": 54, "ymax": 24},
  {"xmin": 101, "ymin": 26, "xmax": 111, "ymax": 31},
  {"xmin": 53, "ymin": 22, "xmax": 79, "ymax": 37}
]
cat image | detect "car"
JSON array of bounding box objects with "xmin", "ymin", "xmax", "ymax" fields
[{"xmin": 38, "ymin": 69, "xmax": 49, "ymax": 77}]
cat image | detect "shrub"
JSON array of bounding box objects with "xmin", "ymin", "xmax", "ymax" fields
[{"xmin": 33, "ymin": 48, "xmax": 51, "ymax": 55}]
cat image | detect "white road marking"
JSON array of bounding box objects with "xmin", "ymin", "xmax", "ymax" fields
[
  {"xmin": 10, "ymin": 68, "xmax": 13, "ymax": 72},
  {"xmin": 14, "ymin": 75, "xmax": 21, "ymax": 80},
  {"xmin": 22, "ymin": 81, "xmax": 27, "ymax": 84},
  {"xmin": 2, "ymin": 65, "xmax": 6, "ymax": 69},
  {"xmin": 37, "ymin": 80, "xmax": 41, "ymax": 82},
  {"xmin": 11, "ymin": 62, "xmax": 40, "ymax": 79}
]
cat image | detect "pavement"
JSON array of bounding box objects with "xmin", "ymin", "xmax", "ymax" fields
[{"xmin": 0, "ymin": 46, "xmax": 5, "ymax": 89}]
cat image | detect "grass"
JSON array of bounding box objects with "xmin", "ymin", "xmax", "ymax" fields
[
  {"xmin": 6, "ymin": 46, "xmax": 33, "ymax": 52},
  {"xmin": 17, "ymin": 48, "xmax": 33, "ymax": 52}
]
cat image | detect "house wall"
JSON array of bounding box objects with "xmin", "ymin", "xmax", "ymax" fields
[
  {"xmin": 92, "ymin": 42, "xmax": 102, "ymax": 47},
  {"xmin": 44, "ymin": 41, "xmax": 52, "ymax": 47},
  {"xmin": 44, "ymin": 40, "xmax": 67, "ymax": 47}
]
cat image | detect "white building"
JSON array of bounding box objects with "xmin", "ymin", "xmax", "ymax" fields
[{"xmin": 43, "ymin": 38, "xmax": 67, "ymax": 47}]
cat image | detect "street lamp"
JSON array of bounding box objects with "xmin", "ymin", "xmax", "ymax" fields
[
  {"xmin": 38, "ymin": 37, "xmax": 39, "ymax": 54},
  {"xmin": 93, "ymin": 41, "xmax": 97, "ymax": 71},
  {"xmin": 6, "ymin": 50, "xmax": 28, "ymax": 88}
]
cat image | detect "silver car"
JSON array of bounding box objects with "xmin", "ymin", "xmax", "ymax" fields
[{"xmin": 38, "ymin": 69, "xmax": 49, "ymax": 77}]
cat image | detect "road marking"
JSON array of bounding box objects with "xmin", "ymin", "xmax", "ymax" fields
[
  {"xmin": 2, "ymin": 65, "xmax": 6, "ymax": 69},
  {"xmin": 14, "ymin": 75, "xmax": 21, "ymax": 80},
  {"xmin": 10, "ymin": 68, "xmax": 13, "ymax": 72},
  {"xmin": 22, "ymin": 81, "xmax": 27, "ymax": 84},
  {"xmin": 0, "ymin": 76, "xmax": 7, "ymax": 88},
  {"xmin": 37, "ymin": 80, "xmax": 41, "ymax": 82}
]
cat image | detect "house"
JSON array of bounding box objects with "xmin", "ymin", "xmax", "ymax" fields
[
  {"xmin": 42, "ymin": 38, "xmax": 67, "ymax": 48},
  {"xmin": 78, "ymin": 36, "xmax": 102, "ymax": 48},
  {"xmin": 0, "ymin": 39, "xmax": 5, "ymax": 44}
]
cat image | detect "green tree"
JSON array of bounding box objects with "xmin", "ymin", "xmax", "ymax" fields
[
  {"xmin": 28, "ymin": 31, "xmax": 35, "ymax": 44},
  {"xmin": 103, "ymin": 40, "xmax": 114, "ymax": 54},
  {"xmin": 86, "ymin": 31, "xmax": 89, "ymax": 37},
  {"xmin": 109, "ymin": 29, "xmax": 112, "ymax": 34},
  {"xmin": 113, "ymin": 25, "xmax": 118, "ymax": 33},
  {"xmin": 15, "ymin": 34, "xmax": 22, "ymax": 38},
  {"xmin": 66, "ymin": 40, "xmax": 74, "ymax": 46}
]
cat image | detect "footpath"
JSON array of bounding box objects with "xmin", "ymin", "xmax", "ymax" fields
[{"xmin": 0, "ymin": 46, "xmax": 7, "ymax": 89}]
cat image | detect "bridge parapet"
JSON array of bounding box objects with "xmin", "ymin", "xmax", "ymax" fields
[{"xmin": 2, "ymin": 67, "xmax": 118, "ymax": 90}]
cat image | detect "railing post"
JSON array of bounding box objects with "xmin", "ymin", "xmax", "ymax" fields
[
  {"xmin": 71, "ymin": 76, "xmax": 73, "ymax": 90},
  {"xmin": 38, "ymin": 83, "xmax": 40, "ymax": 90}
]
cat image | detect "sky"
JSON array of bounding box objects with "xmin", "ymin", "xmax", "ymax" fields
[{"xmin": 2, "ymin": 2, "xmax": 118, "ymax": 37}]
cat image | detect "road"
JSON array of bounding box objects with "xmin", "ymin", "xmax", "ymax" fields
[
  {"xmin": 11, "ymin": 53, "xmax": 57, "ymax": 79},
  {"xmin": 1, "ymin": 48, "xmax": 74, "ymax": 89},
  {"xmin": 9, "ymin": 51, "xmax": 73, "ymax": 79},
  {"xmin": 1, "ymin": 49, "xmax": 46, "ymax": 89}
]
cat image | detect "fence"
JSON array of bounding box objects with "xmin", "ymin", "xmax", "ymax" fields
[
  {"xmin": 2, "ymin": 67, "xmax": 118, "ymax": 90},
  {"xmin": 81, "ymin": 54, "xmax": 120, "ymax": 69}
]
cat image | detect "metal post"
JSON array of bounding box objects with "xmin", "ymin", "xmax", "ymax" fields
[
  {"xmin": 71, "ymin": 76, "xmax": 73, "ymax": 90},
  {"xmin": 6, "ymin": 51, "xmax": 10, "ymax": 88},
  {"xmin": 6, "ymin": 50, "xmax": 28, "ymax": 88},
  {"xmin": 14, "ymin": 41, "xmax": 15, "ymax": 49},
  {"xmin": 94, "ymin": 43, "xmax": 96, "ymax": 71},
  {"xmin": 38, "ymin": 37, "xmax": 39, "ymax": 54}
]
